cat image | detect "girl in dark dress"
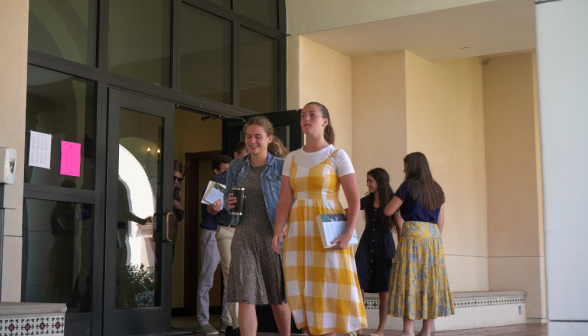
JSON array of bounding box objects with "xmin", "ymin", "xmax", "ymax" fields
[{"xmin": 355, "ymin": 168, "xmax": 397, "ymax": 336}]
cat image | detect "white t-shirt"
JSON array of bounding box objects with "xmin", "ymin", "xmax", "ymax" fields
[{"xmin": 282, "ymin": 145, "xmax": 355, "ymax": 177}]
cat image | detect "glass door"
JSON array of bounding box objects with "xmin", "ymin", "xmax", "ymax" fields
[{"xmin": 103, "ymin": 89, "xmax": 175, "ymax": 335}]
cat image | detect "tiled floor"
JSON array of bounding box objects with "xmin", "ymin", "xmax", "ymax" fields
[{"xmin": 175, "ymin": 320, "xmax": 547, "ymax": 336}]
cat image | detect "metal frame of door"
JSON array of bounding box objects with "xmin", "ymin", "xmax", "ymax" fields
[{"xmin": 102, "ymin": 88, "xmax": 176, "ymax": 336}]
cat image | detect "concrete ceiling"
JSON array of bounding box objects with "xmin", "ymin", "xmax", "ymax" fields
[{"xmin": 301, "ymin": 0, "xmax": 536, "ymax": 62}]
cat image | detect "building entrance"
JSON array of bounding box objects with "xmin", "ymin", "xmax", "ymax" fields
[{"xmin": 22, "ymin": 0, "xmax": 287, "ymax": 334}]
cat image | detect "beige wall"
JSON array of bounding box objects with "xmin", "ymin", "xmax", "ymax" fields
[
  {"xmin": 171, "ymin": 109, "xmax": 223, "ymax": 308},
  {"xmin": 297, "ymin": 36, "xmax": 353, "ymax": 207},
  {"xmin": 292, "ymin": 36, "xmax": 548, "ymax": 304},
  {"xmin": 352, "ymin": 51, "xmax": 408, "ymax": 240},
  {"xmin": 352, "ymin": 51, "xmax": 408, "ymax": 189},
  {"xmin": 483, "ymin": 53, "xmax": 546, "ymax": 319},
  {"xmin": 296, "ymin": 41, "xmax": 491, "ymax": 292},
  {"xmin": 405, "ymin": 52, "xmax": 489, "ymax": 291},
  {"xmin": 0, "ymin": 0, "xmax": 29, "ymax": 302}
]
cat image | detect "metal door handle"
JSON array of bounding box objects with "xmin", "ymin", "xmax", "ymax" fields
[{"xmin": 164, "ymin": 212, "xmax": 173, "ymax": 242}]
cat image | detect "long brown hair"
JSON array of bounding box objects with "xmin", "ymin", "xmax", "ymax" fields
[
  {"xmin": 304, "ymin": 102, "xmax": 335, "ymax": 145},
  {"xmin": 243, "ymin": 116, "xmax": 289, "ymax": 158},
  {"xmin": 366, "ymin": 168, "xmax": 396, "ymax": 231},
  {"xmin": 403, "ymin": 152, "xmax": 445, "ymax": 211}
]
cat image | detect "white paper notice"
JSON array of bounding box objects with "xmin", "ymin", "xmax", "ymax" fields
[{"xmin": 29, "ymin": 131, "xmax": 52, "ymax": 169}]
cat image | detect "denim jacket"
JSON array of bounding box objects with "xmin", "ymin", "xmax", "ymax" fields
[{"xmin": 224, "ymin": 153, "xmax": 284, "ymax": 228}]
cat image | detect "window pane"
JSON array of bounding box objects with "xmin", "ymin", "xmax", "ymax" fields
[
  {"xmin": 108, "ymin": 0, "xmax": 171, "ymax": 87},
  {"xmin": 25, "ymin": 65, "xmax": 96, "ymax": 190},
  {"xmin": 28, "ymin": 0, "xmax": 98, "ymax": 66},
  {"xmin": 116, "ymin": 108, "xmax": 163, "ymax": 308},
  {"xmin": 239, "ymin": 28, "xmax": 279, "ymax": 113},
  {"xmin": 274, "ymin": 125, "xmax": 289, "ymax": 151},
  {"xmin": 207, "ymin": 0, "xmax": 231, "ymax": 9},
  {"xmin": 22, "ymin": 199, "xmax": 94, "ymax": 313},
  {"xmin": 235, "ymin": 0, "xmax": 278, "ymax": 28},
  {"xmin": 181, "ymin": 4, "xmax": 232, "ymax": 104}
]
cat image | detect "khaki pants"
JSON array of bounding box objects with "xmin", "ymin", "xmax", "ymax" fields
[
  {"xmin": 216, "ymin": 225, "xmax": 238, "ymax": 329},
  {"xmin": 197, "ymin": 229, "xmax": 228, "ymax": 326}
]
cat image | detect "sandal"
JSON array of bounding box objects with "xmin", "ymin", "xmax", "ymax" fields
[{"xmin": 345, "ymin": 332, "xmax": 358, "ymax": 336}]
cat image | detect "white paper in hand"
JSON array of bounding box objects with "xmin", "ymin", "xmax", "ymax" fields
[
  {"xmin": 201, "ymin": 180, "xmax": 226, "ymax": 207},
  {"xmin": 204, "ymin": 187, "xmax": 224, "ymax": 207},
  {"xmin": 316, "ymin": 214, "xmax": 359, "ymax": 249}
]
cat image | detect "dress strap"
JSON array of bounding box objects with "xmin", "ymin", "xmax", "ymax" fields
[{"xmin": 325, "ymin": 149, "xmax": 340, "ymax": 163}]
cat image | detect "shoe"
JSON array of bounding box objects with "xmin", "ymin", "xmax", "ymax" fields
[
  {"xmin": 232, "ymin": 327, "xmax": 241, "ymax": 336},
  {"xmin": 194, "ymin": 323, "xmax": 219, "ymax": 335},
  {"xmin": 224, "ymin": 326, "xmax": 233, "ymax": 336},
  {"xmin": 220, "ymin": 323, "xmax": 228, "ymax": 333}
]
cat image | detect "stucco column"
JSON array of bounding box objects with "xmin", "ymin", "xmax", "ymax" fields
[
  {"xmin": 535, "ymin": 0, "xmax": 588, "ymax": 333},
  {"xmin": 0, "ymin": 0, "xmax": 28, "ymax": 301}
]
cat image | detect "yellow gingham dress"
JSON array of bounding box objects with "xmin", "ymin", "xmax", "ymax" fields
[{"xmin": 283, "ymin": 149, "xmax": 367, "ymax": 334}]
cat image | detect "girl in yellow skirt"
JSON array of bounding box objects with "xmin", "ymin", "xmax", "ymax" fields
[
  {"xmin": 383, "ymin": 152, "xmax": 454, "ymax": 336},
  {"xmin": 272, "ymin": 102, "xmax": 367, "ymax": 336}
]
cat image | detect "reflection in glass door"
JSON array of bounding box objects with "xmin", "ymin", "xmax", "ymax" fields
[{"xmin": 104, "ymin": 90, "xmax": 175, "ymax": 336}]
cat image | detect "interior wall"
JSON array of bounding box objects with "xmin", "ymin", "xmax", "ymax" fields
[
  {"xmin": 351, "ymin": 51, "xmax": 408, "ymax": 243},
  {"xmin": 298, "ymin": 36, "xmax": 353, "ymax": 207},
  {"xmin": 483, "ymin": 52, "xmax": 546, "ymax": 320},
  {"xmin": 405, "ymin": 52, "xmax": 489, "ymax": 291},
  {"xmin": 0, "ymin": 0, "xmax": 29, "ymax": 302},
  {"xmin": 171, "ymin": 109, "xmax": 222, "ymax": 308}
]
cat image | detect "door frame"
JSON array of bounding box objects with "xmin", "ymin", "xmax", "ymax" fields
[
  {"xmin": 102, "ymin": 88, "xmax": 176, "ymax": 336},
  {"xmin": 180, "ymin": 150, "xmax": 222, "ymax": 317}
]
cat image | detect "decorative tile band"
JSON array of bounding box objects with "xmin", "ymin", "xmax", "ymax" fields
[
  {"xmin": 363, "ymin": 295, "xmax": 526, "ymax": 310},
  {"xmin": 364, "ymin": 300, "xmax": 380, "ymax": 310},
  {"xmin": 0, "ymin": 316, "xmax": 64, "ymax": 335},
  {"xmin": 453, "ymin": 295, "xmax": 526, "ymax": 308}
]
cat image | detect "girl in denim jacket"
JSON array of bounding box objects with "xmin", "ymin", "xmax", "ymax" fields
[{"xmin": 224, "ymin": 116, "xmax": 292, "ymax": 336}]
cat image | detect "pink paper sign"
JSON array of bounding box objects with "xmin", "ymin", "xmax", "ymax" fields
[{"xmin": 60, "ymin": 141, "xmax": 81, "ymax": 177}]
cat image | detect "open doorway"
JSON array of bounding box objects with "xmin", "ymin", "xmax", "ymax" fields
[{"xmin": 171, "ymin": 107, "xmax": 225, "ymax": 330}]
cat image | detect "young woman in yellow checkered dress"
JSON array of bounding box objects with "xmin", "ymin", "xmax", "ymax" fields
[
  {"xmin": 272, "ymin": 102, "xmax": 367, "ymax": 336},
  {"xmin": 383, "ymin": 152, "xmax": 454, "ymax": 336}
]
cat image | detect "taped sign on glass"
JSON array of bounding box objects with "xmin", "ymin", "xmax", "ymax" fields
[{"xmin": 60, "ymin": 141, "xmax": 81, "ymax": 177}]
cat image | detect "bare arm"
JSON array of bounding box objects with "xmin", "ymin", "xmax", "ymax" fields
[
  {"xmin": 384, "ymin": 195, "xmax": 403, "ymax": 216},
  {"xmin": 393, "ymin": 211, "xmax": 403, "ymax": 238},
  {"xmin": 437, "ymin": 204, "xmax": 445, "ymax": 235},
  {"xmin": 331, "ymin": 173, "xmax": 360, "ymax": 250},
  {"xmin": 272, "ymin": 176, "xmax": 294, "ymax": 254}
]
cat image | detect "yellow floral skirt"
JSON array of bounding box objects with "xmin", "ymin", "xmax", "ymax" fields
[{"xmin": 388, "ymin": 221, "xmax": 455, "ymax": 320}]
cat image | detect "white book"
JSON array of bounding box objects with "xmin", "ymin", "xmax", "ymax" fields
[
  {"xmin": 315, "ymin": 213, "xmax": 359, "ymax": 249},
  {"xmin": 201, "ymin": 180, "xmax": 226, "ymax": 208}
]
